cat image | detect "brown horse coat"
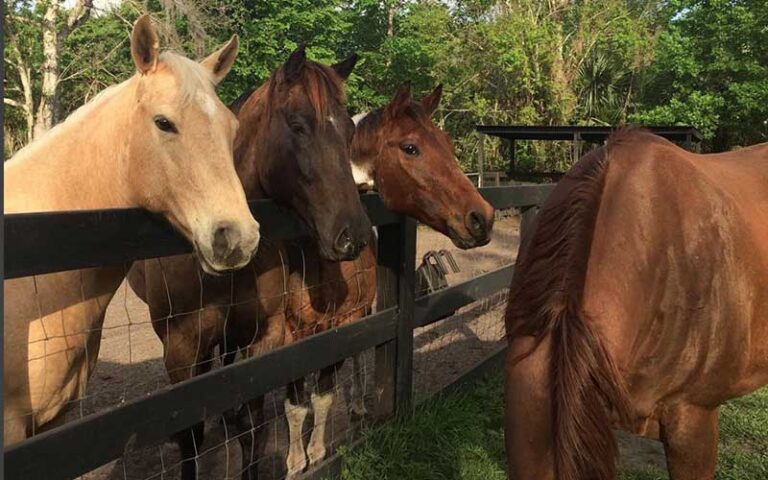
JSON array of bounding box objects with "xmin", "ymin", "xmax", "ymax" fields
[
  {"xmin": 276, "ymin": 83, "xmax": 496, "ymax": 476},
  {"xmin": 504, "ymin": 129, "xmax": 768, "ymax": 480},
  {"xmin": 128, "ymin": 49, "xmax": 368, "ymax": 480}
]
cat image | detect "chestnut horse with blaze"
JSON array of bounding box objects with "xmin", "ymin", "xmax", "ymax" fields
[
  {"xmin": 275, "ymin": 82, "xmax": 495, "ymax": 476},
  {"xmin": 504, "ymin": 129, "xmax": 768, "ymax": 480}
]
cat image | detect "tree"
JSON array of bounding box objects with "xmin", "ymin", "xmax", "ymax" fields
[
  {"xmin": 631, "ymin": 0, "xmax": 768, "ymax": 150},
  {"xmin": 3, "ymin": 0, "xmax": 93, "ymax": 141}
]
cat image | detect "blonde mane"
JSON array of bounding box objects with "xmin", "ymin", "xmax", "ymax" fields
[{"xmin": 6, "ymin": 51, "xmax": 213, "ymax": 167}]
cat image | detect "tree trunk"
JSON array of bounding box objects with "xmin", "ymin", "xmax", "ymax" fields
[
  {"xmin": 32, "ymin": 0, "xmax": 93, "ymax": 139},
  {"xmin": 20, "ymin": 65, "xmax": 35, "ymax": 144},
  {"xmin": 548, "ymin": 0, "xmax": 576, "ymax": 124},
  {"xmin": 33, "ymin": 1, "xmax": 61, "ymax": 138}
]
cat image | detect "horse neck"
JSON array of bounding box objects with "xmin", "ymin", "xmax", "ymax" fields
[{"xmin": 4, "ymin": 80, "xmax": 137, "ymax": 213}]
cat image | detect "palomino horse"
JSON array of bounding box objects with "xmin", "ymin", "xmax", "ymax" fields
[
  {"xmin": 2, "ymin": 15, "xmax": 258, "ymax": 445},
  {"xmin": 127, "ymin": 46, "xmax": 369, "ymax": 480},
  {"xmin": 504, "ymin": 129, "xmax": 768, "ymax": 480},
  {"xmin": 274, "ymin": 82, "xmax": 496, "ymax": 476}
]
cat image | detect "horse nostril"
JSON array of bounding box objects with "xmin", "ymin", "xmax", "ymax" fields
[
  {"xmin": 335, "ymin": 228, "xmax": 354, "ymax": 255},
  {"xmin": 465, "ymin": 211, "xmax": 488, "ymax": 240},
  {"xmin": 212, "ymin": 222, "xmax": 241, "ymax": 263}
]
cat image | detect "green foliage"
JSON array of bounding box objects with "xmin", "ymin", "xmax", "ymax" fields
[
  {"xmin": 5, "ymin": 0, "xmax": 767, "ymax": 163},
  {"xmin": 631, "ymin": 0, "xmax": 768, "ymax": 150},
  {"xmin": 58, "ymin": 5, "xmax": 139, "ymax": 117}
]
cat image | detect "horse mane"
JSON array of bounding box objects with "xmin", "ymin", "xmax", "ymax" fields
[
  {"xmin": 234, "ymin": 60, "xmax": 346, "ymax": 123},
  {"xmin": 8, "ymin": 51, "xmax": 215, "ymax": 165},
  {"xmin": 230, "ymin": 87, "xmax": 255, "ymax": 114},
  {"xmin": 505, "ymin": 138, "xmax": 633, "ymax": 480}
]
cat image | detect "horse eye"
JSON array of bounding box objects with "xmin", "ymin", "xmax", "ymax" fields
[
  {"xmin": 154, "ymin": 116, "xmax": 177, "ymax": 133},
  {"xmin": 400, "ymin": 144, "xmax": 420, "ymax": 157},
  {"xmin": 290, "ymin": 122, "xmax": 306, "ymax": 135}
]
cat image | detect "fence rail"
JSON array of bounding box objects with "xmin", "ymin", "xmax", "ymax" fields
[{"xmin": 3, "ymin": 184, "xmax": 554, "ymax": 480}]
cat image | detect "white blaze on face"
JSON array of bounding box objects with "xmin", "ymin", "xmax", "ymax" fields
[
  {"xmin": 350, "ymin": 111, "xmax": 375, "ymax": 191},
  {"xmin": 352, "ymin": 162, "xmax": 375, "ymax": 191},
  {"xmin": 351, "ymin": 112, "xmax": 368, "ymax": 126},
  {"xmin": 197, "ymin": 91, "xmax": 217, "ymax": 118}
]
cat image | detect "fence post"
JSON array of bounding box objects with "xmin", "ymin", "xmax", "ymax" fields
[
  {"xmin": 373, "ymin": 217, "xmax": 418, "ymax": 419},
  {"xmin": 477, "ymin": 132, "xmax": 485, "ymax": 188}
]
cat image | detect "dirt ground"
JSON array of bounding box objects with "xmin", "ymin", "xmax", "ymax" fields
[{"xmin": 48, "ymin": 211, "xmax": 664, "ymax": 479}]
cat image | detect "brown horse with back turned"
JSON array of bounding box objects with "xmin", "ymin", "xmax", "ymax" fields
[
  {"xmin": 504, "ymin": 129, "xmax": 768, "ymax": 480},
  {"xmin": 273, "ymin": 82, "xmax": 496, "ymax": 476},
  {"xmin": 127, "ymin": 46, "xmax": 369, "ymax": 480}
]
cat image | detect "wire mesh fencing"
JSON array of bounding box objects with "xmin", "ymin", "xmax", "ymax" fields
[
  {"xmin": 11, "ymin": 235, "xmax": 382, "ymax": 480},
  {"xmin": 6, "ymin": 191, "xmax": 545, "ymax": 480},
  {"xmin": 413, "ymin": 207, "xmax": 520, "ymax": 400}
]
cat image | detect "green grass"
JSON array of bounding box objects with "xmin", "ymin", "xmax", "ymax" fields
[{"xmin": 334, "ymin": 374, "xmax": 768, "ymax": 480}]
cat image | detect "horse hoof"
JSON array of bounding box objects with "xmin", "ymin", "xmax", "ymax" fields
[
  {"xmin": 286, "ymin": 455, "xmax": 307, "ymax": 479},
  {"xmin": 307, "ymin": 443, "xmax": 327, "ymax": 466},
  {"xmin": 349, "ymin": 402, "xmax": 367, "ymax": 418}
]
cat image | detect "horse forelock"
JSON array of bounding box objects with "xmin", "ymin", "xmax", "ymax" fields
[
  {"xmin": 238, "ymin": 60, "xmax": 346, "ymax": 126},
  {"xmin": 155, "ymin": 52, "xmax": 218, "ymax": 105}
]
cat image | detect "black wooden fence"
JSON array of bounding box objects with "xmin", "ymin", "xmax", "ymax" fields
[{"xmin": 3, "ymin": 185, "xmax": 554, "ymax": 480}]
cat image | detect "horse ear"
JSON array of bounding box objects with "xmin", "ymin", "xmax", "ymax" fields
[
  {"xmin": 200, "ymin": 34, "xmax": 239, "ymax": 86},
  {"xmin": 385, "ymin": 82, "xmax": 412, "ymax": 119},
  {"xmin": 283, "ymin": 44, "xmax": 307, "ymax": 83},
  {"xmin": 421, "ymin": 84, "xmax": 443, "ymax": 118},
  {"xmin": 131, "ymin": 14, "xmax": 160, "ymax": 75},
  {"xmin": 332, "ymin": 53, "xmax": 358, "ymax": 80}
]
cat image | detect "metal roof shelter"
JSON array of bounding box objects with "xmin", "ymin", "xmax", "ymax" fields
[{"xmin": 474, "ymin": 125, "xmax": 703, "ymax": 184}]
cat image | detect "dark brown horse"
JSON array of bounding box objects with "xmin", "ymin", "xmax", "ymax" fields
[
  {"xmin": 504, "ymin": 129, "xmax": 768, "ymax": 480},
  {"xmin": 127, "ymin": 46, "xmax": 369, "ymax": 480},
  {"xmin": 274, "ymin": 82, "xmax": 496, "ymax": 475}
]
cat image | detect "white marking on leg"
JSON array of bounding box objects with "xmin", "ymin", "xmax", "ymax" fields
[
  {"xmin": 349, "ymin": 354, "xmax": 367, "ymax": 416},
  {"xmin": 284, "ymin": 396, "xmax": 309, "ymax": 477},
  {"xmin": 307, "ymin": 391, "xmax": 334, "ymax": 465}
]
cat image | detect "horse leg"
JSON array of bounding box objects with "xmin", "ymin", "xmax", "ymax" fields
[
  {"xmin": 162, "ymin": 313, "xmax": 215, "ymax": 480},
  {"xmin": 232, "ymin": 395, "xmax": 264, "ymax": 480},
  {"xmin": 284, "ymin": 378, "xmax": 309, "ymax": 478},
  {"xmin": 348, "ymin": 354, "xmax": 367, "ymax": 417},
  {"xmin": 3, "ymin": 400, "xmax": 30, "ymax": 445},
  {"xmin": 660, "ymin": 403, "xmax": 719, "ymax": 480},
  {"xmin": 174, "ymin": 421, "xmax": 205, "ymax": 480},
  {"xmin": 307, "ymin": 363, "xmax": 338, "ymax": 466},
  {"xmin": 504, "ymin": 337, "xmax": 556, "ymax": 480},
  {"xmin": 169, "ymin": 363, "xmax": 210, "ymax": 480}
]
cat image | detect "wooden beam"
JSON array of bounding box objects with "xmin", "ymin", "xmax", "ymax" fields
[{"xmin": 5, "ymin": 308, "xmax": 398, "ymax": 480}]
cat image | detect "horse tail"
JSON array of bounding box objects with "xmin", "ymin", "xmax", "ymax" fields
[{"xmin": 506, "ymin": 137, "xmax": 633, "ymax": 480}]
